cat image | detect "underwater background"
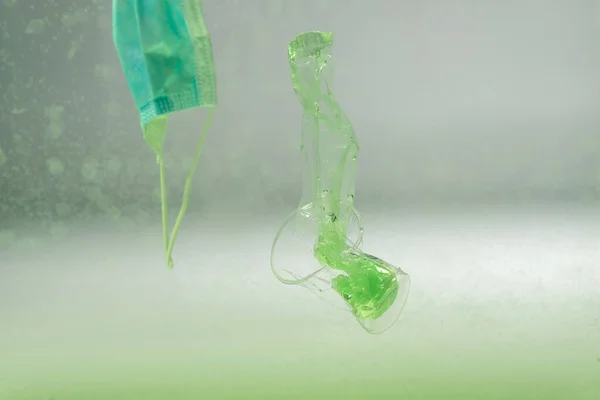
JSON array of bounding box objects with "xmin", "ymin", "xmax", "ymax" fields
[{"xmin": 1, "ymin": 0, "xmax": 599, "ymax": 399}]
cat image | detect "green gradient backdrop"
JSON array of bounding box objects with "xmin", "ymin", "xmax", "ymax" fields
[
  {"xmin": 1, "ymin": 1, "xmax": 600, "ymax": 399},
  {"xmin": 2, "ymin": 211, "xmax": 599, "ymax": 399}
]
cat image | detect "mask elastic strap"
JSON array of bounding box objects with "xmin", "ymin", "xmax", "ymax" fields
[{"xmin": 143, "ymin": 107, "xmax": 215, "ymax": 268}]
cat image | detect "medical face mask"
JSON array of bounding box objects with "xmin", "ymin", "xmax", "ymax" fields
[{"xmin": 113, "ymin": 0, "xmax": 217, "ymax": 268}]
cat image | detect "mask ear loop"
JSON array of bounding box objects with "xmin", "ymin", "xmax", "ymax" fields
[
  {"xmin": 145, "ymin": 107, "xmax": 215, "ymax": 268},
  {"xmin": 163, "ymin": 107, "xmax": 214, "ymax": 267}
]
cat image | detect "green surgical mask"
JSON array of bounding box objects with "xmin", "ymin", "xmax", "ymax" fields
[{"xmin": 113, "ymin": 0, "xmax": 217, "ymax": 268}]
